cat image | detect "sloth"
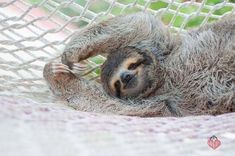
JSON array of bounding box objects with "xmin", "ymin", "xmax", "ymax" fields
[{"xmin": 43, "ymin": 12, "xmax": 235, "ymax": 117}]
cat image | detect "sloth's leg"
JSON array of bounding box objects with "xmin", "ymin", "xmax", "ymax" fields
[
  {"xmin": 197, "ymin": 93, "xmax": 235, "ymax": 115},
  {"xmin": 61, "ymin": 12, "xmax": 168, "ymax": 67}
]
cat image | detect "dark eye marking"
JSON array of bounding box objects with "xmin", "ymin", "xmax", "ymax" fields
[
  {"xmin": 128, "ymin": 59, "xmax": 145, "ymax": 70},
  {"xmin": 128, "ymin": 63, "xmax": 139, "ymax": 70},
  {"xmin": 114, "ymin": 80, "xmax": 121, "ymax": 98}
]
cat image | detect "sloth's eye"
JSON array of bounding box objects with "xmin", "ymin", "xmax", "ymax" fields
[
  {"xmin": 128, "ymin": 63, "xmax": 139, "ymax": 70},
  {"xmin": 128, "ymin": 59, "xmax": 145, "ymax": 70}
]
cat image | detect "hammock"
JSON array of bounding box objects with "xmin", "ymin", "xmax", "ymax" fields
[{"xmin": 0, "ymin": 0, "xmax": 234, "ymax": 155}]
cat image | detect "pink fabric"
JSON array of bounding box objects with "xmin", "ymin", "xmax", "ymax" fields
[{"xmin": 0, "ymin": 96, "xmax": 234, "ymax": 156}]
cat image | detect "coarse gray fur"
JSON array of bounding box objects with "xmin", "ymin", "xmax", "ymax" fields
[{"xmin": 44, "ymin": 12, "xmax": 235, "ymax": 117}]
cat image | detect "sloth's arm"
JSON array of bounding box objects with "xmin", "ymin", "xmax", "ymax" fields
[
  {"xmin": 43, "ymin": 62, "xmax": 171, "ymax": 117},
  {"xmin": 61, "ymin": 12, "xmax": 165, "ymax": 67}
]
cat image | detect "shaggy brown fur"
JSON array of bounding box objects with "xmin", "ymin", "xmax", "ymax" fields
[{"xmin": 44, "ymin": 12, "xmax": 235, "ymax": 117}]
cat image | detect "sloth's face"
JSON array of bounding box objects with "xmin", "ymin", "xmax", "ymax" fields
[{"xmin": 101, "ymin": 47, "xmax": 164, "ymax": 99}]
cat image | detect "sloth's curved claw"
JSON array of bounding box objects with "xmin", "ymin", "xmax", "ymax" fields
[
  {"xmin": 51, "ymin": 63, "xmax": 70, "ymax": 74},
  {"xmin": 71, "ymin": 63, "xmax": 90, "ymax": 76}
]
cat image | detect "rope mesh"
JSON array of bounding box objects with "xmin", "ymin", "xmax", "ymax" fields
[{"xmin": 0, "ymin": 0, "xmax": 234, "ymax": 99}]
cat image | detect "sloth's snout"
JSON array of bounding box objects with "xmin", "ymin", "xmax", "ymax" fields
[{"xmin": 121, "ymin": 72, "xmax": 135, "ymax": 84}]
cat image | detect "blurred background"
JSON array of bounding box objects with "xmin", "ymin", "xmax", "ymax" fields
[{"xmin": 26, "ymin": 0, "xmax": 235, "ymax": 29}]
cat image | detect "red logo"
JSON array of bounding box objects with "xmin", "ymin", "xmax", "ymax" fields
[{"xmin": 207, "ymin": 135, "xmax": 221, "ymax": 150}]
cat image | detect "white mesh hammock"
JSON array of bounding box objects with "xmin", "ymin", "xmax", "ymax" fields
[{"xmin": 0, "ymin": 0, "xmax": 235, "ymax": 156}]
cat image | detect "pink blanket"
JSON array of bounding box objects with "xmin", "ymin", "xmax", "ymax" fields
[{"xmin": 0, "ymin": 96, "xmax": 234, "ymax": 156}]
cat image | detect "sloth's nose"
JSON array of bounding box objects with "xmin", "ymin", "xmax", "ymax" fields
[{"xmin": 121, "ymin": 72, "xmax": 134, "ymax": 84}]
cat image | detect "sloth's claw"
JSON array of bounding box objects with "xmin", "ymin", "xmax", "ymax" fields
[
  {"xmin": 50, "ymin": 62, "xmax": 89, "ymax": 77},
  {"xmin": 71, "ymin": 63, "xmax": 90, "ymax": 76},
  {"xmin": 72, "ymin": 63, "xmax": 89, "ymax": 71},
  {"xmin": 51, "ymin": 63, "xmax": 70, "ymax": 74}
]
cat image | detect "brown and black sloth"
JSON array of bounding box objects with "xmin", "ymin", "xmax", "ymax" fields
[{"xmin": 43, "ymin": 12, "xmax": 235, "ymax": 117}]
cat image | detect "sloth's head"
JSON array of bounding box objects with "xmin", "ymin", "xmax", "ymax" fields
[{"xmin": 101, "ymin": 47, "xmax": 165, "ymax": 99}]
